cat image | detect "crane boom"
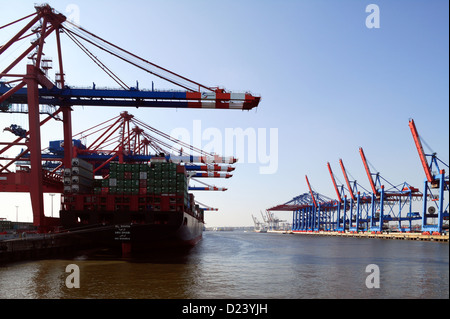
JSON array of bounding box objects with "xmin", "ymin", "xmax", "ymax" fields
[
  {"xmin": 359, "ymin": 147, "xmax": 378, "ymax": 195},
  {"xmin": 327, "ymin": 162, "xmax": 342, "ymax": 202},
  {"xmin": 0, "ymin": 85, "xmax": 260, "ymax": 111},
  {"xmin": 339, "ymin": 159, "xmax": 357, "ymax": 201},
  {"xmin": 305, "ymin": 175, "xmax": 318, "ymax": 208},
  {"xmin": 408, "ymin": 119, "xmax": 434, "ymax": 183}
]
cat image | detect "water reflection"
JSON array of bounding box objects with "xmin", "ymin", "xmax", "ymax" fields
[{"xmin": 60, "ymin": 245, "xmax": 203, "ymax": 298}]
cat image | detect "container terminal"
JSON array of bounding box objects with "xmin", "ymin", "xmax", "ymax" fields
[
  {"xmin": 1, "ymin": 5, "xmax": 448, "ymax": 265},
  {"xmin": 268, "ymin": 119, "xmax": 448, "ymax": 241},
  {"xmin": 0, "ymin": 5, "xmax": 260, "ymax": 263}
]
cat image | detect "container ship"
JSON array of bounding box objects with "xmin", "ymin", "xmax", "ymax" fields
[
  {"xmin": 0, "ymin": 5, "xmax": 262, "ymax": 261},
  {"xmin": 59, "ymin": 158, "xmax": 206, "ymax": 253},
  {"xmin": 1, "ymin": 111, "xmax": 236, "ymax": 256}
]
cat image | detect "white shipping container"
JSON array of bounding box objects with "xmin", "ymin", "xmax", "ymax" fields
[
  {"xmin": 109, "ymin": 178, "xmax": 117, "ymax": 187},
  {"xmin": 139, "ymin": 172, "xmax": 147, "ymax": 180},
  {"xmin": 71, "ymin": 184, "xmax": 91, "ymax": 193},
  {"xmin": 63, "ymin": 177, "xmax": 72, "ymax": 185},
  {"xmin": 72, "ymin": 175, "xmax": 93, "ymax": 187},
  {"xmin": 72, "ymin": 166, "xmax": 93, "ymax": 179},
  {"xmin": 72, "ymin": 157, "xmax": 93, "ymax": 172}
]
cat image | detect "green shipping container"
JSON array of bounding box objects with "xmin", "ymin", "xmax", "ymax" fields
[
  {"xmin": 168, "ymin": 186, "xmax": 176, "ymax": 193},
  {"xmin": 168, "ymin": 171, "xmax": 177, "ymax": 179},
  {"xmin": 115, "ymin": 171, "xmax": 124, "ymax": 180},
  {"xmin": 152, "ymin": 180, "xmax": 161, "ymax": 187}
]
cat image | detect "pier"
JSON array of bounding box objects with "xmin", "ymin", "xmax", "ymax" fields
[
  {"xmin": 0, "ymin": 233, "xmax": 76, "ymax": 264},
  {"xmin": 267, "ymin": 229, "xmax": 449, "ymax": 242},
  {"xmin": 0, "ymin": 226, "xmax": 111, "ymax": 264},
  {"xmin": 290, "ymin": 230, "xmax": 449, "ymax": 242}
]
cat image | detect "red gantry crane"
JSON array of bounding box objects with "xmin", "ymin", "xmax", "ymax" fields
[{"xmin": 0, "ymin": 5, "xmax": 260, "ymax": 232}]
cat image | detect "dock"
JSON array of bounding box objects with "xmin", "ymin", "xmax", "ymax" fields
[
  {"xmin": 290, "ymin": 230, "xmax": 449, "ymax": 242},
  {"xmin": 0, "ymin": 226, "xmax": 110, "ymax": 264}
]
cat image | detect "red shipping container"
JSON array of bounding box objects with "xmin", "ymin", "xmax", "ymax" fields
[
  {"xmin": 161, "ymin": 196, "xmax": 170, "ymax": 211},
  {"xmin": 176, "ymin": 165, "xmax": 186, "ymax": 174},
  {"xmin": 139, "ymin": 179, "xmax": 147, "ymax": 187}
]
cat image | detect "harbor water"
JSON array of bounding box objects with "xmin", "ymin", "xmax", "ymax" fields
[{"xmin": 0, "ymin": 231, "xmax": 448, "ymax": 299}]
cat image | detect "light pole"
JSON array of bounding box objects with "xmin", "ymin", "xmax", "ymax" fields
[
  {"xmin": 15, "ymin": 205, "xmax": 18, "ymax": 222},
  {"xmin": 49, "ymin": 193, "xmax": 55, "ymax": 217}
]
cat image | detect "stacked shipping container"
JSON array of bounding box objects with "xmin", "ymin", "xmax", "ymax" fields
[
  {"xmin": 94, "ymin": 162, "xmax": 188, "ymax": 199},
  {"xmin": 63, "ymin": 158, "xmax": 94, "ymax": 194},
  {"xmin": 61, "ymin": 160, "xmax": 198, "ymax": 216}
]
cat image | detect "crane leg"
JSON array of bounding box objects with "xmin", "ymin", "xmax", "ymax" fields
[{"xmin": 25, "ymin": 65, "xmax": 45, "ymax": 231}]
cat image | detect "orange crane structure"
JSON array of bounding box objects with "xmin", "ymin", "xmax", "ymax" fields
[{"xmin": 0, "ymin": 5, "xmax": 260, "ymax": 233}]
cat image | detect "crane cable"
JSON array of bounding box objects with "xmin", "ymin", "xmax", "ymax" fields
[{"xmin": 62, "ymin": 21, "xmax": 212, "ymax": 92}]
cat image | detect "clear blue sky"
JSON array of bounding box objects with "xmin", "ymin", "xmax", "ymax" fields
[{"xmin": 0, "ymin": 0, "xmax": 448, "ymax": 226}]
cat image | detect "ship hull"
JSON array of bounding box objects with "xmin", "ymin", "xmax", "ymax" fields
[{"xmin": 59, "ymin": 209, "xmax": 203, "ymax": 253}]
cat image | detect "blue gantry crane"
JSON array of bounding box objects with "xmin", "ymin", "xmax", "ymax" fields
[
  {"xmin": 409, "ymin": 119, "xmax": 449, "ymax": 234},
  {"xmin": 269, "ymin": 119, "xmax": 447, "ymax": 235}
]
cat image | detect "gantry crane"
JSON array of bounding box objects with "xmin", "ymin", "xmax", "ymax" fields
[
  {"xmin": 305, "ymin": 175, "xmax": 323, "ymax": 231},
  {"xmin": 339, "ymin": 159, "xmax": 363, "ymax": 231},
  {"xmin": 327, "ymin": 162, "xmax": 348, "ymax": 231},
  {"xmin": 409, "ymin": 119, "xmax": 449, "ymax": 234},
  {"xmin": 16, "ymin": 111, "xmax": 235, "ymax": 193},
  {"xmin": 267, "ymin": 119, "xmax": 448, "ymax": 235},
  {"xmin": 359, "ymin": 147, "xmax": 422, "ymax": 232},
  {"xmin": 252, "ymin": 214, "xmax": 266, "ymax": 232},
  {"xmin": 0, "ymin": 5, "xmax": 260, "ymax": 231},
  {"xmin": 268, "ymin": 190, "xmax": 335, "ymax": 232}
]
